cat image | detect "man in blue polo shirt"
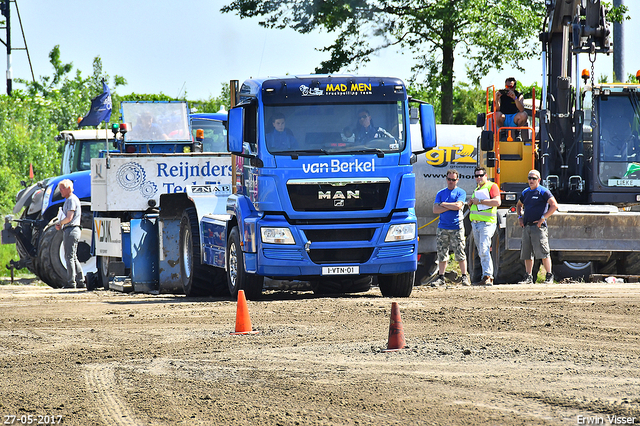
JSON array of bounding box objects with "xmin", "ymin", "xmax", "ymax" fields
[
  {"xmin": 431, "ymin": 169, "xmax": 469, "ymax": 287},
  {"xmin": 516, "ymin": 169, "xmax": 559, "ymax": 284}
]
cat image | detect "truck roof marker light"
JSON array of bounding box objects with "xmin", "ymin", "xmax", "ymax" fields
[
  {"xmin": 636, "ymin": 70, "xmax": 640, "ymax": 83},
  {"xmin": 265, "ymin": 88, "xmax": 275, "ymax": 93},
  {"xmin": 581, "ymin": 69, "xmax": 590, "ymax": 84},
  {"xmin": 119, "ymin": 123, "xmax": 129, "ymax": 134},
  {"xmin": 394, "ymin": 85, "xmax": 403, "ymax": 93},
  {"xmin": 195, "ymin": 129, "xmax": 204, "ymax": 142}
]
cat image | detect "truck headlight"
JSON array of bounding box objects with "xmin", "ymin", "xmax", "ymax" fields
[
  {"xmin": 41, "ymin": 186, "xmax": 53, "ymax": 213},
  {"xmin": 261, "ymin": 227, "xmax": 295, "ymax": 244},
  {"xmin": 385, "ymin": 223, "xmax": 416, "ymax": 242}
]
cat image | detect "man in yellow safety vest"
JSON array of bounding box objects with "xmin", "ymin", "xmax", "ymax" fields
[{"xmin": 467, "ymin": 166, "xmax": 501, "ymax": 285}]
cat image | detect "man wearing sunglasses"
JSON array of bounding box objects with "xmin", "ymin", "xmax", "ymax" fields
[
  {"xmin": 468, "ymin": 167, "xmax": 501, "ymax": 285},
  {"xmin": 432, "ymin": 169, "xmax": 470, "ymax": 287},
  {"xmin": 515, "ymin": 170, "xmax": 558, "ymax": 284}
]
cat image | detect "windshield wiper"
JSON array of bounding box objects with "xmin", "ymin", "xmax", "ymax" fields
[
  {"xmin": 350, "ymin": 148, "xmax": 386, "ymax": 158},
  {"xmin": 275, "ymin": 149, "xmax": 329, "ymax": 159}
]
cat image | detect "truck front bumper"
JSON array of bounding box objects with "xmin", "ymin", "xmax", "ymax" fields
[{"xmin": 249, "ymin": 211, "xmax": 418, "ymax": 278}]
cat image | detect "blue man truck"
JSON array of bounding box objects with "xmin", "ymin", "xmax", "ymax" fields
[{"xmin": 219, "ymin": 75, "xmax": 436, "ymax": 298}]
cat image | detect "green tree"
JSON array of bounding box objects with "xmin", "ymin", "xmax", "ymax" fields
[
  {"xmin": 221, "ymin": 0, "xmax": 544, "ymax": 124},
  {"xmin": 190, "ymin": 83, "xmax": 231, "ymax": 114}
]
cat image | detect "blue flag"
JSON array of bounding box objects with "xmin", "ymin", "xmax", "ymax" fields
[{"xmin": 78, "ymin": 81, "xmax": 112, "ymax": 127}]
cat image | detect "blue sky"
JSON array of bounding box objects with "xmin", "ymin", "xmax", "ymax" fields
[{"xmin": 4, "ymin": 0, "xmax": 639, "ymax": 100}]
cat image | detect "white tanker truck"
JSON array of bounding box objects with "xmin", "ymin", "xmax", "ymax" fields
[{"xmin": 412, "ymin": 124, "xmax": 480, "ymax": 284}]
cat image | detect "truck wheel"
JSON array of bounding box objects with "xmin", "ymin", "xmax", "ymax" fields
[
  {"xmin": 623, "ymin": 252, "xmax": 640, "ymax": 275},
  {"xmin": 41, "ymin": 212, "xmax": 96, "ymax": 289},
  {"xmin": 597, "ymin": 254, "xmax": 621, "ymax": 275},
  {"xmin": 378, "ymin": 271, "xmax": 414, "ymax": 297},
  {"xmin": 97, "ymin": 256, "xmax": 111, "ymax": 290},
  {"xmin": 180, "ymin": 208, "xmax": 216, "ymax": 297},
  {"xmin": 551, "ymin": 258, "xmax": 592, "ymax": 281},
  {"xmin": 414, "ymin": 252, "xmax": 437, "ymax": 285},
  {"xmin": 227, "ymin": 226, "xmax": 263, "ymax": 300}
]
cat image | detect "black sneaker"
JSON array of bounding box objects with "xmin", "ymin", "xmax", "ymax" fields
[
  {"xmin": 431, "ymin": 275, "xmax": 446, "ymax": 287},
  {"xmin": 517, "ymin": 274, "xmax": 534, "ymax": 285},
  {"xmin": 460, "ymin": 274, "xmax": 471, "ymax": 286},
  {"xmin": 544, "ymin": 273, "xmax": 554, "ymax": 284}
]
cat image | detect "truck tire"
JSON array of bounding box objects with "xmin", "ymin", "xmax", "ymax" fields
[
  {"xmin": 97, "ymin": 256, "xmax": 111, "ymax": 290},
  {"xmin": 597, "ymin": 254, "xmax": 621, "ymax": 275},
  {"xmin": 414, "ymin": 252, "xmax": 437, "ymax": 286},
  {"xmin": 227, "ymin": 226, "xmax": 263, "ymax": 300},
  {"xmin": 37, "ymin": 212, "xmax": 96, "ymax": 289},
  {"xmin": 466, "ymin": 227, "xmax": 527, "ymax": 285},
  {"xmin": 623, "ymin": 252, "xmax": 640, "ymax": 275},
  {"xmin": 378, "ymin": 271, "xmax": 414, "ymax": 297},
  {"xmin": 179, "ymin": 208, "xmax": 227, "ymax": 297},
  {"xmin": 551, "ymin": 258, "xmax": 592, "ymax": 281}
]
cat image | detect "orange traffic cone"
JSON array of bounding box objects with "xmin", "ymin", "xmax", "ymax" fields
[
  {"xmin": 383, "ymin": 302, "xmax": 407, "ymax": 351},
  {"xmin": 230, "ymin": 290, "xmax": 259, "ymax": 335}
]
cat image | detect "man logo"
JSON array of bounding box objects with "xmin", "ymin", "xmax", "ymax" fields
[
  {"xmin": 334, "ymin": 199, "xmax": 344, "ymax": 207},
  {"xmin": 318, "ymin": 190, "xmax": 360, "ymax": 200}
]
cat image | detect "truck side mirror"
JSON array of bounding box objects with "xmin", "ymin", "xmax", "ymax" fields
[
  {"xmin": 228, "ymin": 108, "xmax": 244, "ymax": 154},
  {"xmin": 419, "ymin": 104, "xmax": 437, "ymax": 150}
]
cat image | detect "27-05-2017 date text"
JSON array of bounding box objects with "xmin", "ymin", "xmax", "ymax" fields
[{"xmin": 3, "ymin": 415, "xmax": 63, "ymax": 425}]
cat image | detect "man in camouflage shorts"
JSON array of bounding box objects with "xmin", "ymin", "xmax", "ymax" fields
[{"xmin": 432, "ymin": 169, "xmax": 470, "ymax": 286}]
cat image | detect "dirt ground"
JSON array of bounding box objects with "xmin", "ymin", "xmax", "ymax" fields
[{"xmin": 0, "ymin": 278, "xmax": 639, "ymax": 426}]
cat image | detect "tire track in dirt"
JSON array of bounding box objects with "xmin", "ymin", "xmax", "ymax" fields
[{"xmin": 84, "ymin": 363, "xmax": 141, "ymax": 426}]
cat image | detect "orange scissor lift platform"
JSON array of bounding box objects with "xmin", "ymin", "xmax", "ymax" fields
[{"xmin": 478, "ymin": 86, "xmax": 537, "ymax": 200}]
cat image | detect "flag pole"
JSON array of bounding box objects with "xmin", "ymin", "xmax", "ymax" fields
[{"xmin": 105, "ymin": 120, "xmax": 110, "ymax": 169}]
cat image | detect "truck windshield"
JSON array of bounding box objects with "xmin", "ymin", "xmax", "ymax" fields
[
  {"xmin": 597, "ymin": 95, "xmax": 640, "ymax": 186},
  {"xmin": 191, "ymin": 118, "xmax": 228, "ymax": 153},
  {"xmin": 264, "ymin": 102, "xmax": 406, "ymax": 154},
  {"xmin": 123, "ymin": 102, "xmax": 190, "ymax": 143}
]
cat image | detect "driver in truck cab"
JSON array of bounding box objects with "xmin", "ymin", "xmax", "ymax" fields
[
  {"xmin": 355, "ymin": 109, "xmax": 391, "ymax": 143},
  {"xmin": 266, "ymin": 113, "xmax": 298, "ymax": 150}
]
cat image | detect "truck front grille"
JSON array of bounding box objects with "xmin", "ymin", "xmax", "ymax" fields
[
  {"xmin": 287, "ymin": 179, "xmax": 389, "ymax": 211},
  {"xmin": 308, "ymin": 248, "xmax": 374, "ymax": 264},
  {"xmin": 303, "ymin": 228, "xmax": 375, "ymax": 242}
]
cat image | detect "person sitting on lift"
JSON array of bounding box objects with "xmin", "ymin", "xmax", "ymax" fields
[{"xmin": 496, "ymin": 77, "xmax": 528, "ymax": 141}]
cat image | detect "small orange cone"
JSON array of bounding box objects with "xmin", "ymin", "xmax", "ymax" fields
[
  {"xmin": 29, "ymin": 164, "xmax": 34, "ymax": 180},
  {"xmin": 383, "ymin": 302, "xmax": 407, "ymax": 351},
  {"xmin": 230, "ymin": 290, "xmax": 259, "ymax": 335}
]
